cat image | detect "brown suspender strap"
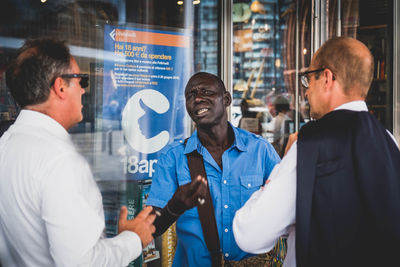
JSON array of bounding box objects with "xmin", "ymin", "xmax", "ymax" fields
[{"xmin": 186, "ymin": 149, "xmax": 222, "ymax": 267}]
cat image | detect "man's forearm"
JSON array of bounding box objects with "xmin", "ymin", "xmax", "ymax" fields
[
  {"xmin": 152, "ymin": 205, "xmax": 181, "ymax": 237},
  {"xmin": 77, "ymin": 231, "xmax": 142, "ymax": 267}
]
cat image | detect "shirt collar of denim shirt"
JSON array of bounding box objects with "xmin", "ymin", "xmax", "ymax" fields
[{"xmin": 184, "ymin": 122, "xmax": 247, "ymax": 155}]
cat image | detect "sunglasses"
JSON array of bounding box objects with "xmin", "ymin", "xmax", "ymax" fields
[{"xmin": 60, "ymin": 74, "xmax": 89, "ymax": 88}]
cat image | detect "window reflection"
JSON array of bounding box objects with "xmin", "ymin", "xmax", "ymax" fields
[
  {"xmin": 329, "ymin": 0, "xmax": 393, "ymax": 131},
  {"xmin": 232, "ymin": 0, "xmax": 310, "ymax": 157},
  {"xmin": 0, "ymin": 1, "xmax": 219, "ymax": 265}
]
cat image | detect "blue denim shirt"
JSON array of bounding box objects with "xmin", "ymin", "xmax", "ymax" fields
[{"xmin": 147, "ymin": 124, "xmax": 280, "ymax": 267}]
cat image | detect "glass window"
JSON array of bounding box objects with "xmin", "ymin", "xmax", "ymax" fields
[
  {"xmin": 0, "ymin": 0, "xmax": 219, "ymax": 266},
  {"xmin": 329, "ymin": 0, "xmax": 393, "ymax": 131},
  {"xmin": 232, "ymin": 0, "xmax": 311, "ymax": 157}
]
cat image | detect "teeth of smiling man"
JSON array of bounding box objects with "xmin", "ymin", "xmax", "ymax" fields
[{"xmin": 197, "ymin": 108, "xmax": 208, "ymax": 115}]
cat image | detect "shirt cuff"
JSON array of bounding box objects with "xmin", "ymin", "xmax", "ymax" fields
[
  {"xmin": 118, "ymin": 231, "xmax": 143, "ymax": 260},
  {"xmin": 146, "ymin": 198, "xmax": 167, "ymax": 209}
]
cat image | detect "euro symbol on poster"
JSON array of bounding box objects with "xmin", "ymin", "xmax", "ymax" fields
[{"xmin": 122, "ymin": 89, "xmax": 170, "ymax": 154}]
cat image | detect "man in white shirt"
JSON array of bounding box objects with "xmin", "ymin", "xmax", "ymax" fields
[
  {"xmin": 233, "ymin": 37, "xmax": 400, "ymax": 267},
  {"xmin": 0, "ymin": 38, "xmax": 156, "ymax": 267}
]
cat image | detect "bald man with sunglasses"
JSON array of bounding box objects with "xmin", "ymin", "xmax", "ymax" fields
[
  {"xmin": 0, "ymin": 38, "xmax": 156, "ymax": 267},
  {"xmin": 233, "ymin": 37, "xmax": 400, "ymax": 267}
]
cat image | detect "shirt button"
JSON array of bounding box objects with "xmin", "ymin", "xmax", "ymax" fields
[
  {"xmin": 247, "ymin": 183, "xmax": 251, "ymax": 187},
  {"xmin": 223, "ymin": 180, "xmax": 227, "ymax": 184},
  {"xmin": 225, "ymin": 253, "xmax": 229, "ymax": 257},
  {"xmin": 224, "ymin": 205, "xmax": 228, "ymax": 209},
  {"xmin": 224, "ymin": 228, "xmax": 228, "ymax": 233}
]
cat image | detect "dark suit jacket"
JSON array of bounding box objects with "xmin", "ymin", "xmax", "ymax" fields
[{"xmin": 296, "ymin": 110, "xmax": 400, "ymax": 267}]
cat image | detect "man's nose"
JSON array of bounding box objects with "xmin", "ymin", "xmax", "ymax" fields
[
  {"xmin": 194, "ymin": 96, "xmax": 203, "ymax": 103},
  {"xmin": 194, "ymin": 92, "xmax": 205, "ymax": 102}
]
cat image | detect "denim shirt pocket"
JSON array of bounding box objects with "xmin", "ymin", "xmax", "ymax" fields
[{"xmin": 239, "ymin": 175, "xmax": 263, "ymax": 204}]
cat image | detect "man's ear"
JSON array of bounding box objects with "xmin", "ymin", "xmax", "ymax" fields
[
  {"xmin": 52, "ymin": 77, "xmax": 67, "ymax": 99},
  {"xmin": 323, "ymin": 69, "xmax": 335, "ymax": 90},
  {"xmin": 223, "ymin": 91, "xmax": 232, "ymax": 107}
]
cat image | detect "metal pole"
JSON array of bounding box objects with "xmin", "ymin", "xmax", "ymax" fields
[
  {"xmin": 221, "ymin": 0, "xmax": 233, "ymax": 121},
  {"xmin": 319, "ymin": 0, "xmax": 328, "ymax": 46},
  {"xmin": 313, "ymin": 0, "xmax": 320, "ymax": 54},
  {"xmin": 337, "ymin": 0, "xmax": 341, "ymax": 36},
  {"xmin": 394, "ymin": 0, "xmax": 400, "ymax": 143},
  {"xmin": 295, "ymin": 0, "xmax": 300, "ymax": 132}
]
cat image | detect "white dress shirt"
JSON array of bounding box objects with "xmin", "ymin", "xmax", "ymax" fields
[
  {"xmin": 232, "ymin": 101, "xmax": 398, "ymax": 267},
  {"xmin": 0, "ymin": 110, "xmax": 142, "ymax": 267}
]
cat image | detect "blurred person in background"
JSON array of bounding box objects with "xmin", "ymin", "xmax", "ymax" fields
[
  {"xmin": 238, "ymin": 98, "xmax": 262, "ymax": 135},
  {"xmin": 271, "ymin": 95, "xmax": 291, "ymax": 157}
]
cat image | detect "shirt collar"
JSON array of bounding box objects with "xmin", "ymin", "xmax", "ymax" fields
[
  {"xmin": 231, "ymin": 123, "xmax": 247, "ymax": 151},
  {"xmin": 183, "ymin": 122, "xmax": 247, "ymax": 154},
  {"xmin": 334, "ymin": 100, "xmax": 368, "ymax": 112},
  {"xmin": 14, "ymin": 109, "xmax": 71, "ymax": 143}
]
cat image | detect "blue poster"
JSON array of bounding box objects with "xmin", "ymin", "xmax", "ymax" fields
[{"xmin": 103, "ymin": 25, "xmax": 190, "ymax": 180}]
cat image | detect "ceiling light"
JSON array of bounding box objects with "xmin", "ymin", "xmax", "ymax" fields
[
  {"xmin": 275, "ymin": 59, "xmax": 281, "ymax": 68},
  {"xmin": 250, "ymin": 0, "xmax": 265, "ymax": 14},
  {"xmin": 193, "ymin": 0, "xmax": 200, "ymax": 5},
  {"xmin": 177, "ymin": 0, "xmax": 183, "ymax": 5},
  {"xmin": 41, "ymin": 0, "xmax": 47, "ymax": 3}
]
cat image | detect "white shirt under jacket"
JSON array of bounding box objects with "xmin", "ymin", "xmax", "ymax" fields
[
  {"xmin": 232, "ymin": 101, "xmax": 398, "ymax": 267},
  {"xmin": 0, "ymin": 110, "xmax": 142, "ymax": 267}
]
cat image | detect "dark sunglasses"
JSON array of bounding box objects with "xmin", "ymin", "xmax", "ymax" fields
[{"xmin": 60, "ymin": 74, "xmax": 89, "ymax": 88}]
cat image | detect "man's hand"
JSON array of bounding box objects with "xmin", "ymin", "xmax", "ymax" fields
[
  {"xmin": 151, "ymin": 176, "xmax": 207, "ymax": 238},
  {"xmin": 284, "ymin": 132, "xmax": 298, "ymax": 156},
  {"xmin": 167, "ymin": 175, "xmax": 207, "ymax": 215},
  {"xmin": 118, "ymin": 206, "xmax": 156, "ymax": 248}
]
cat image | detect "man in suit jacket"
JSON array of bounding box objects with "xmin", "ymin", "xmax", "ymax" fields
[{"xmin": 233, "ymin": 36, "xmax": 400, "ymax": 267}]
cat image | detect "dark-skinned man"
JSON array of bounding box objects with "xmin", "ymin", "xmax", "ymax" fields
[{"xmin": 147, "ymin": 72, "xmax": 280, "ymax": 266}]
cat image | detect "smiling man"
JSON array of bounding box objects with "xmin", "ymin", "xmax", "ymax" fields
[{"xmin": 146, "ymin": 72, "xmax": 280, "ymax": 266}]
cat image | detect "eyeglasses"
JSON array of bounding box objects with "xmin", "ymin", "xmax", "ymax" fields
[
  {"xmin": 298, "ymin": 68, "xmax": 325, "ymax": 88},
  {"xmin": 60, "ymin": 74, "xmax": 89, "ymax": 88}
]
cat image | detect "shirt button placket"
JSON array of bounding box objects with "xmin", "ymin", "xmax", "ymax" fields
[
  {"xmin": 221, "ymin": 153, "xmax": 231, "ymax": 261},
  {"xmin": 221, "ymin": 177, "xmax": 230, "ymax": 259}
]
